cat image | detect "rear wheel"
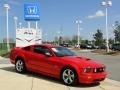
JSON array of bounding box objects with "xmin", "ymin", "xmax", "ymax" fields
[
  {"xmin": 15, "ymin": 59, "xmax": 26, "ymax": 73},
  {"xmin": 61, "ymin": 68, "xmax": 78, "ymax": 85}
]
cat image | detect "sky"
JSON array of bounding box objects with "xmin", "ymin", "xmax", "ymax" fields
[{"xmin": 0, "ymin": 0, "xmax": 120, "ymax": 42}]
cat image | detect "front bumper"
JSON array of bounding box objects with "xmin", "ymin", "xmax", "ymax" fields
[{"xmin": 78, "ymin": 72, "xmax": 107, "ymax": 84}]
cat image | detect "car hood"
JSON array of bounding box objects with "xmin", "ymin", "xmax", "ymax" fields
[{"xmin": 60, "ymin": 56, "xmax": 105, "ymax": 68}]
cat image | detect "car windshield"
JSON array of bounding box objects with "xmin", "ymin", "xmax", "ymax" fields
[{"xmin": 51, "ymin": 47, "xmax": 76, "ymax": 57}]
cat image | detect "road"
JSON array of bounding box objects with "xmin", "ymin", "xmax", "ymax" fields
[
  {"xmin": 0, "ymin": 50, "xmax": 120, "ymax": 82},
  {"xmin": 74, "ymin": 50, "xmax": 120, "ymax": 82}
]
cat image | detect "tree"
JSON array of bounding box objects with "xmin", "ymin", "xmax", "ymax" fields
[
  {"xmin": 113, "ymin": 21, "xmax": 120, "ymax": 43},
  {"xmin": 72, "ymin": 35, "xmax": 78, "ymax": 45},
  {"xmin": 109, "ymin": 38, "xmax": 114, "ymax": 45},
  {"xmin": 59, "ymin": 36, "xmax": 63, "ymax": 44},
  {"xmin": 93, "ymin": 29, "xmax": 104, "ymax": 46}
]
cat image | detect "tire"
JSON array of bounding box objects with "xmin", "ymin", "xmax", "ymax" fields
[
  {"xmin": 15, "ymin": 59, "xmax": 26, "ymax": 73},
  {"xmin": 61, "ymin": 68, "xmax": 78, "ymax": 86}
]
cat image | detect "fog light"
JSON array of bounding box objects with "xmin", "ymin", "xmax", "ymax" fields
[{"xmin": 88, "ymin": 76, "xmax": 91, "ymax": 79}]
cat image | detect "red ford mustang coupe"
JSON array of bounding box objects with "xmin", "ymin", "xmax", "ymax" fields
[{"xmin": 10, "ymin": 44, "xmax": 107, "ymax": 85}]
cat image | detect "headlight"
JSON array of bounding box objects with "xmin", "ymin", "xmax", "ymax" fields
[
  {"xmin": 94, "ymin": 68, "xmax": 97, "ymax": 73},
  {"xmin": 84, "ymin": 67, "xmax": 92, "ymax": 73}
]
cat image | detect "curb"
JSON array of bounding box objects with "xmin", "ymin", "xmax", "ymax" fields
[
  {"xmin": 105, "ymin": 78, "xmax": 120, "ymax": 86},
  {"xmin": 98, "ymin": 78, "xmax": 120, "ymax": 90}
]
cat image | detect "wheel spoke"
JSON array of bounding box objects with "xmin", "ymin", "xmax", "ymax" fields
[
  {"xmin": 71, "ymin": 74, "xmax": 74, "ymax": 78},
  {"xmin": 64, "ymin": 78, "xmax": 69, "ymax": 83},
  {"xmin": 68, "ymin": 69, "xmax": 71, "ymax": 75},
  {"xmin": 19, "ymin": 61, "xmax": 23, "ymax": 65},
  {"xmin": 69, "ymin": 77, "xmax": 73, "ymax": 83},
  {"xmin": 64, "ymin": 72, "xmax": 68, "ymax": 77}
]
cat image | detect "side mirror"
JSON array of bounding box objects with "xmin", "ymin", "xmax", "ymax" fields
[{"xmin": 45, "ymin": 52, "xmax": 52, "ymax": 57}]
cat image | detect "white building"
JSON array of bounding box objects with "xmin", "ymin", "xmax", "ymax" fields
[{"xmin": 16, "ymin": 28, "xmax": 42, "ymax": 47}]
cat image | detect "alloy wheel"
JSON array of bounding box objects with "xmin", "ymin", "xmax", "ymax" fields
[{"xmin": 62, "ymin": 69, "xmax": 75, "ymax": 85}]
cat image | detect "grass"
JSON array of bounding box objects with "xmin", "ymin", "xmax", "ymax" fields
[
  {"xmin": 0, "ymin": 43, "xmax": 15, "ymax": 58},
  {"xmin": 0, "ymin": 49, "xmax": 10, "ymax": 58},
  {"xmin": 91, "ymin": 49, "xmax": 120, "ymax": 56}
]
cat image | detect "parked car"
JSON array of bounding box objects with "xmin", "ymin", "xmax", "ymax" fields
[
  {"xmin": 80, "ymin": 44, "xmax": 87, "ymax": 49},
  {"xmin": 111, "ymin": 43, "xmax": 120, "ymax": 51},
  {"xmin": 80, "ymin": 44, "xmax": 96, "ymax": 49},
  {"xmin": 86, "ymin": 44, "xmax": 97, "ymax": 49},
  {"xmin": 99, "ymin": 45, "xmax": 106, "ymax": 49},
  {"xmin": 60, "ymin": 43, "xmax": 69, "ymax": 47},
  {"xmin": 10, "ymin": 44, "xmax": 107, "ymax": 85},
  {"xmin": 74, "ymin": 44, "xmax": 80, "ymax": 48}
]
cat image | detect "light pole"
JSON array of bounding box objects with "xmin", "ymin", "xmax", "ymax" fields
[
  {"xmin": 76, "ymin": 20, "xmax": 82, "ymax": 48},
  {"xmin": 36, "ymin": 21, "xmax": 38, "ymax": 29},
  {"xmin": 28, "ymin": 22, "xmax": 31, "ymax": 29},
  {"xmin": 19, "ymin": 22, "xmax": 22, "ymax": 29},
  {"xmin": 101, "ymin": 1, "xmax": 112, "ymax": 52},
  {"xmin": 57, "ymin": 31, "xmax": 61, "ymax": 45},
  {"xmin": 14, "ymin": 16, "xmax": 18, "ymax": 30},
  {"xmin": 45, "ymin": 33, "xmax": 47, "ymax": 44},
  {"xmin": 4, "ymin": 4, "xmax": 10, "ymax": 52}
]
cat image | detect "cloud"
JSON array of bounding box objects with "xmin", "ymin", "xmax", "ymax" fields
[{"xmin": 87, "ymin": 10, "xmax": 105, "ymax": 19}]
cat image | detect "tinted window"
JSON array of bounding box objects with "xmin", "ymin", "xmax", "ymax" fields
[
  {"xmin": 33, "ymin": 46, "xmax": 51, "ymax": 55},
  {"xmin": 23, "ymin": 46, "xmax": 30, "ymax": 51}
]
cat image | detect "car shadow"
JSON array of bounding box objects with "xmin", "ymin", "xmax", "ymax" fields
[{"xmin": 0, "ymin": 65, "xmax": 100, "ymax": 88}]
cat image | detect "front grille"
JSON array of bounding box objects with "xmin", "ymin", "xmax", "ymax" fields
[{"xmin": 94, "ymin": 67, "xmax": 105, "ymax": 73}]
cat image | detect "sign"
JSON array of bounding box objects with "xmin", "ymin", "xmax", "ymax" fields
[
  {"xmin": 24, "ymin": 3, "xmax": 40, "ymax": 21},
  {"xmin": 16, "ymin": 28, "xmax": 42, "ymax": 47}
]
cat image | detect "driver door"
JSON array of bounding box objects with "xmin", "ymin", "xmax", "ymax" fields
[{"xmin": 28, "ymin": 45, "xmax": 57, "ymax": 74}]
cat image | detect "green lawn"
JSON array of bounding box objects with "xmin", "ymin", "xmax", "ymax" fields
[
  {"xmin": 0, "ymin": 49, "xmax": 10, "ymax": 58},
  {"xmin": 0, "ymin": 43, "xmax": 15, "ymax": 58}
]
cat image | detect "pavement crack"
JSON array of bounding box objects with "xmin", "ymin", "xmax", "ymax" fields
[
  {"xmin": 99, "ymin": 85, "xmax": 106, "ymax": 90},
  {"xmin": 68, "ymin": 86, "xmax": 71, "ymax": 90},
  {"xmin": 30, "ymin": 77, "xmax": 34, "ymax": 90}
]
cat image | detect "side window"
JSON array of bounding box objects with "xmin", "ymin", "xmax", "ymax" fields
[
  {"xmin": 33, "ymin": 46, "xmax": 51, "ymax": 55},
  {"xmin": 23, "ymin": 46, "xmax": 30, "ymax": 51}
]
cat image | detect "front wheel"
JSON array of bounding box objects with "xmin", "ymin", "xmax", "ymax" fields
[
  {"xmin": 61, "ymin": 68, "xmax": 78, "ymax": 85},
  {"xmin": 15, "ymin": 59, "xmax": 26, "ymax": 73}
]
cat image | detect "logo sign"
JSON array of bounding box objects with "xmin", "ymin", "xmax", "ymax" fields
[{"xmin": 24, "ymin": 3, "xmax": 40, "ymax": 21}]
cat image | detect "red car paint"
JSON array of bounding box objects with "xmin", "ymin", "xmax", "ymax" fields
[{"xmin": 10, "ymin": 44, "xmax": 107, "ymax": 84}]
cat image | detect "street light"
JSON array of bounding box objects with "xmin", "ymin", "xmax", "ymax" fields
[
  {"xmin": 57, "ymin": 31, "xmax": 61, "ymax": 45},
  {"xmin": 101, "ymin": 1, "xmax": 112, "ymax": 52},
  {"xmin": 19, "ymin": 22, "xmax": 22, "ymax": 29},
  {"xmin": 76, "ymin": 20, "xmax": 82, "ymax": 48},
  {"xmin": 36, "ymin": 21, "xmax": 38, "ymax": 29},
  {"xmin": 45, "ymin": 33, "xmax": 48, "ymax": 44},
  {"xmin": 4, "ymin": 4, "xmax": 10, "ymax": 52},
  {"xmin": 14, "ymin": 16, "xmax": 18, "ymax": 30}
]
